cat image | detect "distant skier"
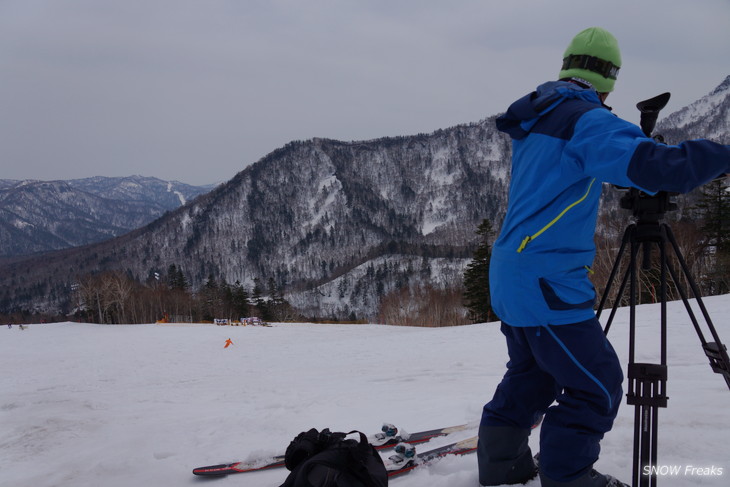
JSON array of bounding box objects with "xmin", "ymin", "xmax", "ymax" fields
[
  {"xmin": 479, "ymin": 27, "xmax": 730, "ymax": 487},
  {"xmin": 224, "ymin": 338, "xmax": 233, "ymax": 348}
]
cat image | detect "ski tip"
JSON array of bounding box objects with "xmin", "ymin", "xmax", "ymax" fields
[{"xmin": 192, "ymin": 464, "xmax": 233, "ymax": 476}]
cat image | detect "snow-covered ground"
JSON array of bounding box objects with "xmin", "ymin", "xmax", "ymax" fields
[{"xmin": 2, "ymin": 296, "xmax": 729, "ymax": 487}]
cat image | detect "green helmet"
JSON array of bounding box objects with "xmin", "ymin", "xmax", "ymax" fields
[{"xmin": 559, "ymin": 27, "xmax": 621, "ymax": 93}]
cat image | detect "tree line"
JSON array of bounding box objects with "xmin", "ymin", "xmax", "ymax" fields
[{"xmin": 70, "ymin": 265, "xmax": 295, "ymax": 324}]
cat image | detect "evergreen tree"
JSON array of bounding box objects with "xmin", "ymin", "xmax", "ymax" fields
[
  {"xmin": 251, "ymin": 278, "xmax": 269, "ymax": 319},
  {"xmin": 167, "ymin": 264, "xmax": 178, "ymax": 289},
  {"xmin": 231, "ymin": 280, "xmax": 250, "ymax": 318},
  {"xmin": 266, "ymin": 277, "xmax": 292, "ymax": 321},
  {"xmin": 167, "ymin": 264, "xmax": 188, "ymax": 291},
  {"xmin": 463, "ymin": 219, "xmax": 495, "ymax": 323},
  {"xmin": 219, "ymin": 279, "xmax": 233, "ymax": 315},
  {"xmin": 176, "ymin": 267, "xmax": 188, "ymax": 291},
  {"xmin": 695, "ymin": 180, "xmax": 730, "ymax": 247},
  {"xmin": 199, "ymin": 274, "xmax": 220, "ymax": 321},
  {"xmin": 693, "ymin": 179, "xmax": 730, "ymax": 294}
]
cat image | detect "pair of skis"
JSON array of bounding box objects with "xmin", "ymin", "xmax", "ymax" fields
[{"xmin": 192, "ymin": 422, "xmax": 478, "ymax": 479}]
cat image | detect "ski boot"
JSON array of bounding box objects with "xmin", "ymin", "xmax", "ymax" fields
[{"xmin": 478, "ymin": 425, "xmax": 537, "ymax": 486}]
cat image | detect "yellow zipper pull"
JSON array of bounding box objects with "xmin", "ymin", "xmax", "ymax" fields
[{"xmin": 517, "ymin": 236, "xmax": 531, "ymax": 253}]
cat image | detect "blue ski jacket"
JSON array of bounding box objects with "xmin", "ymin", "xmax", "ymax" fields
[{"xmin": 490, "ymin": 81, "xmax": 730, "ymax": 327}]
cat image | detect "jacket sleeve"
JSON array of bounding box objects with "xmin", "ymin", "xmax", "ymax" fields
[
  {"xmin": 627, "ymin": 139, "xmax": 729, "ymax": 193},
  {"xmin": 564, "ymin": 108, "xmax": 730, "ymax": 193}
]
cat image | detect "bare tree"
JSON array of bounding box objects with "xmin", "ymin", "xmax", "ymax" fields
[{"xmin": 377, "ymin": 284, "xmax": 469, "ymax": 327}]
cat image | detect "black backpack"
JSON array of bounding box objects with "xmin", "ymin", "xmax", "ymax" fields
[{"xmin": 279, "ymin": 428, "xmax": 388, "ymax": 487}]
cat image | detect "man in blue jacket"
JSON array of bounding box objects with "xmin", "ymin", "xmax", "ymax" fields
[{"xmin": 478, "ymin": 27, "xmax": 730, "ymax": 487}]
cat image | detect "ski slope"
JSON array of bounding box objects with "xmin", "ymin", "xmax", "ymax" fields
[{"xmin": 2, "ymin": 295, "xmax": 729, "ymax": 487}]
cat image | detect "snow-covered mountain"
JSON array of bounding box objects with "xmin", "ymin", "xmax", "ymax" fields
[
  {"xmin": 0, "ymin": 176, "xmax": 214, "ymax": 257},
  {"xmin": 0, "ymin": 76, "xmax": 728, "ymax": 319},
  {"xmin": 0, "ymin": 119, "xmax": 511, "ymax": 318},
  {"xmin": 657, "ymin": 75, "xmax": 730, "ymax": 144}
]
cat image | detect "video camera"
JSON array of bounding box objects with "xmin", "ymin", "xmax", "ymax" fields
[{"xmin": 617, "ymin": 92, "xmax": 676, "ymax": 224}]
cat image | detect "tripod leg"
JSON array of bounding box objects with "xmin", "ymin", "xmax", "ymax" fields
[
  {"xmin": 663, "ymin": 225, "xmax": 730, "ymax": 389},
  {"xmin": 628, "ymin": 233, "xmax": 641, "ymax": 365},
  {"xmin": 604, "ymin": 266, "xmax": 632, "ymax": 335},
  {"xmin": 597, "ymin": 224, "xmax": 634, "ymax": 324}
]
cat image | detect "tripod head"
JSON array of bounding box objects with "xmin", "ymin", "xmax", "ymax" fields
[{"xmin": 618, "ymin": 92, "xmax": 677, "ymax": 224}]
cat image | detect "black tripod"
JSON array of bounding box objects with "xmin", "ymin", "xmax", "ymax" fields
[{"xmin": 596, "ymin": 93, "xmax": 730, "ymax": 487}]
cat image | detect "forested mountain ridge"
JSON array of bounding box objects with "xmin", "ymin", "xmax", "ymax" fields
[
  {"xmin": 1, "ymin": 76, "xmax": 728, "ymax": 320},
  {"xmin": 1, "ymin": 118, "xmax": 511, "ymax": 319},
  {"xmin": 0, "ymin": 176, "xmax": 214, "ymax": 257}
]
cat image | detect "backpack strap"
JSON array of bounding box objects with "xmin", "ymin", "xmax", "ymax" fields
[
  {"xmin": 342, "ymin": 430, "xmax": 387, "ymax": 487},
  {"xmin": 284, "ymin": 428, "xmax": 347, "ymax": 471},
  {"xmin": 280, "ymin": 429, "xmax": 388, "ymax": 487}
]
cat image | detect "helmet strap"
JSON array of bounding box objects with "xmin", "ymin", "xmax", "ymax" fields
[{"xmin": 561, "ymin": 54, "xmax": 620, "ymax": 80}]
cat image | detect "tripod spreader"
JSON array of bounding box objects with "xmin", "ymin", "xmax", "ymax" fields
[
  {"xmin": 627, "ymin": 363, "xmax": 668, "ymax": 409},
  {"xmin": 703, "ymin": 342, "xmax": 730, "ymax": 389}
]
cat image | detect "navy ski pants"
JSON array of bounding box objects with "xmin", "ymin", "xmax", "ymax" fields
[{"xmin": 481, "ymin": 318, "xmax": 623, "ymax": 482}]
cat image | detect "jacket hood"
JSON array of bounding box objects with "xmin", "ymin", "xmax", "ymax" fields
[{"xmin": 496, "ymin": 81, "xmax": 603, "ymax": 140}]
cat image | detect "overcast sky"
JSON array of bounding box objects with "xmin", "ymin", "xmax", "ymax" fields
[{"xmin": 1, "ymin": 0, "xmax": 728, "ymax": 185}]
